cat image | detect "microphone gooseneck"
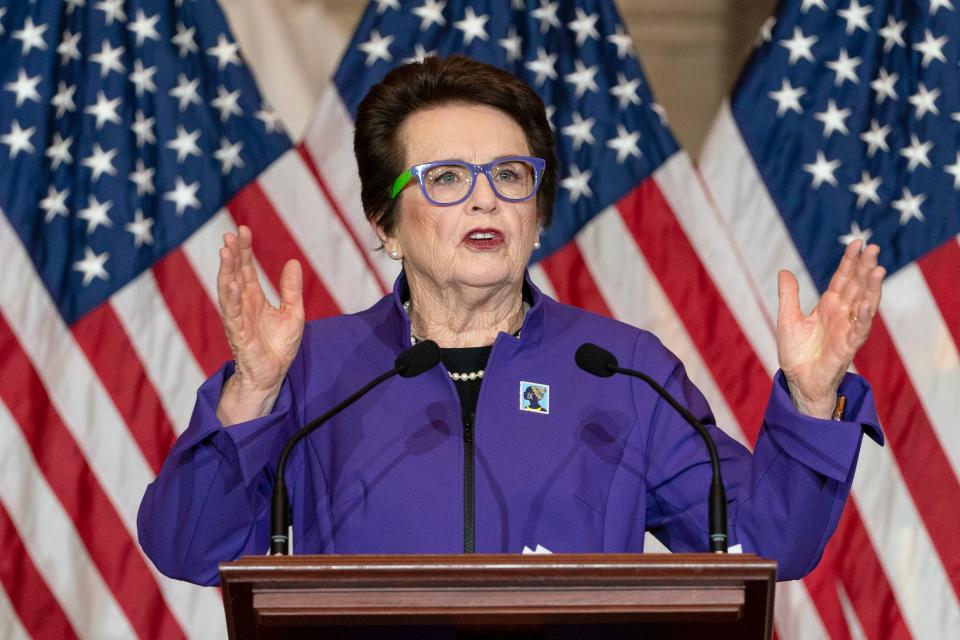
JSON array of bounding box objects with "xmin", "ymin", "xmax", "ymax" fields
[
  {"xmin": 270, "ymin": 340, "xmax": 440, "ymax": 555},
  {"xmin": 575, "ymin": 342, "xmax": 729, "ymax": 553}
]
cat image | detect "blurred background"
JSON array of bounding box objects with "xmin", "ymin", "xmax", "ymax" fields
[{"xmin": 221, "ymin": 0, "xmax": 778, "ymax": 155}]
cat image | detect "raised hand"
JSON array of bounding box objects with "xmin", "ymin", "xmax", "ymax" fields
[
  {"xmin": 776, "ymin": 240, "xmax": 885, "ymax": 419},
  {"xmin": 215, "ymin": 225, "xmax": 304, "ymax": 425}
]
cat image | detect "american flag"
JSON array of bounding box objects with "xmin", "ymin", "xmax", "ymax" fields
[
  {"xmin": 0, "ymin": 1, "xmax": 948, "ymax": 639},
  {"xmin": 700, "ymin": 0, "xmax": 960, "ymax": 638}
]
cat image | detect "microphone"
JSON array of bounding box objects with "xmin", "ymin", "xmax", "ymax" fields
[
  {"xmin": 575, "ymin": 343, "xmax": 729, "ymax": 553},
  {"xmin": 270, "ymin": 340, "xmax": 441, "ymax": 555}
]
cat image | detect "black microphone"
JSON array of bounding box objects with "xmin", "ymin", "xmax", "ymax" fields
[
  {"xmin": 270, "ymin": 340, "xmax": 440, "ymax": 555},
  {"xmin": 575, "ymin": 342, "xmax": 729, "ymax": 553}
]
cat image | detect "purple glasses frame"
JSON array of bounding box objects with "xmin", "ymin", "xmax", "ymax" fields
[{"xmin": 389, "ymin": 155, "xmax": 546, "ymax": 206}]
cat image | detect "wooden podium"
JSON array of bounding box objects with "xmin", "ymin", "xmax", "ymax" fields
[{"xmin": 219, "ymin": 553, "xmax": 776, "ymax": 639}]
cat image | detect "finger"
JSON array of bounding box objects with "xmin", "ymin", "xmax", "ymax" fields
[
  {"xmin": 237, "ymin": 225, "xmax": 259, "ymax": 285},
  {"xmin": 278, "ymin": 259, "xmax": 304, "ymax": 312},
  {"xmin": 777, "ymin": 269, "xmax": 803, "ymax": 326},
  {"xmin": 217, "ymin": 240, "xmax": 241, "ymax": 314},
  {"xmin": 841, "ymin": 243, "xmax": 880, "ymax": 307},
  {"xmin": 826, "ymin": 240, "xmax": 861, "ymax": 294}
]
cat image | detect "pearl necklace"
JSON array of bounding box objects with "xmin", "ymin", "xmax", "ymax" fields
[{"xmin": 403, "ymin": 299, "xmax": 525, "ymax": 382}]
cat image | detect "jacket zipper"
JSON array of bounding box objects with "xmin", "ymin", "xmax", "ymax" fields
[{"xmin": 463, "ymin": 412, "xmax": 476, "ymax": 553}]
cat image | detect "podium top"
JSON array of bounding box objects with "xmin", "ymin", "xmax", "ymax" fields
[{"xmin": 219, "ymin": 553, "xmax": 776, "ymax": 639}]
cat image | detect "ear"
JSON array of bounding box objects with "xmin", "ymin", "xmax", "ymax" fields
[{"xmin": 370, "ymin": 217, "xmax": 401, "ymax": 258}]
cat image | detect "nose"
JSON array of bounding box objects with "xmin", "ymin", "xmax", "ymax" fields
[{"xmin": 467, "ymin": 170, "xmax": 499, "ymax": 214}]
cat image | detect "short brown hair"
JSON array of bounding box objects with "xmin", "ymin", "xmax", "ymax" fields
[{"xmin": 353, "ymin": 55, "xmax": 557, "ymax": 239}]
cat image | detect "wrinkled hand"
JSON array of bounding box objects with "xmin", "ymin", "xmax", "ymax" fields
[
  {"xmin": 216, "ymin": 225, "xmax": 304, "ymax": 424},
  {"xmin": 777, "ymin": 240, "xmax": 885, "ymax": 419}
]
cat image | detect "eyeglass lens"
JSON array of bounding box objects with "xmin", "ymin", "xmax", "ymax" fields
[{"xmin": 422, "ymin": 159, "xmax": 537, "ymax": 204}]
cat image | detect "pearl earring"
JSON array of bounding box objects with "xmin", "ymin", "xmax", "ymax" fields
[
  {"xmin": 390, "ymin": 250, "xmax": 401, "ymax": 259},
  {"xmin": 533, "ymin": 239, "xmax": 541, "ymax": 250}
]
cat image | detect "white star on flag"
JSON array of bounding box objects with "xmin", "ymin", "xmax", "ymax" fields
[
  {"xmin": 403, "ymin": 44, "xmax": 438, "ymax": 64},
  {"xmin": 57, "ymin": 30, "xmax": 81, "ymax": 64},
  {"xmin": 12, "ymin": 16, "xmax": 48, "ymax": 55},
  {"xmin": 606, "ymin": 124, "xmax": 642, "ymax": 164},
  {"xmin": 128, "ymin": 9, "xmax": 161, "ymax": 46},
  {"xmin": 814, "ymin": 99, "xmax": 851, "ymax": 137},
  {"xmin": 768, "ymin": 78, "xmax": 805, "ymax": 115},
  {"xmin": 90, "ymin": 40, "xmax": 125, "ymax": 78},
  {"xmin": 72, "ymin": 247, "xmax": 110, "ymax": 286},
  {"xmin": 39, "ymin": 186, "xmax": 70, "ymax": 223},
  {"xmin": 412, "ymin": 0, "xmax": 446, "ymax": 31},
  {"xmin": 1, "ymin": 120, "xmax": 35, "ymax": 158},
  {"xmin": 256, "ymin": 106, "xmax": 282, "ymax": 133},
  {"xmin": 130, "ymin": 60, "xmax": 158, "ymax": 96},
  {"xmin": 531, "ymin": 1, "xmax": 560, "ymax": 33},
  {"xmin": 837, "ymin": 0, "xmax": 872, "ymax": 35},
  {"xmin": 525, "ymin": 48, "xmax": 558, "ymax": 86},
  {"xmin": 891, "ymin": 187, "xmax": 926, "ymax": 225},
  {"xmin": 214, "ymin": 138, "xmax": 245, "ymax": 174},
  {"xmin": 207, "ymin": 34, "xmax": 241, "ymax": 70},
  {"xmin": 5, "ymin": 69, "xmax": 42, "ymax": 107},
  {"xmin": 374, "ymin": 0, "xmax": 400, "ymax": 14},
  {"xmin": 169, "ymin": 74, "xmax": 202, "ymax": 111},
  {"xmin": 172, "ymin": 22, "xmax": 198, "ymax": 57},
  {"xmin": 561, "ymin": 112, "xmax": 595, "ymax": 151},
  {"xmin": 801, "ymin": 0, "xmax": 827, "ymax": 12},
  {"xmin": 454, "ymin": 7, "xmax": 489, "ymax": 46},
  {"xmin": 803, "ymin": 150, "xmax": 841, "ymax": 188},
  {"xmin": 131, "ymin": 110, "xmax": 156, "ymax": 147},
  {"xmin": 45, "ymin": 133, "xmax": 73, "ymax": 168},
  {"xmin": 84, "ymin": 91, "xmax": 122, "ymax": 130},
  {"xmin": 850, "ymin": 171, "xmax": 882, "ymax": 208},
  {"xmin": 129, "ymin": 159, "xmax": 156, "ymax": 196},
  {"xmin": 52, "ymin": 82, "xmax": 77, "ymax": 117},
  {"xmin": 913, "ymin": 29, "xmax": 947, "ymax": 68},
  {"xmin": 77, "ymin": 195, "xmax": 114, "ymax": 233},
  {"xmin": 124, "ymin": 211, "xmax": 155, "ymax": 247},
  {"xmin": 564, "ymin": 60, "xmax": 599, "ymax": 98},
  {"xmin": 610, "ymin": 72, "xmax": 641, "ymax": 109},
  {"xmin": 878, "ymin": 16, "xmax": 906, "ymax": 52},
  {"xmin": 859, "ymin": 119, "xmax": 890, "ymax": 158},
  {"xmin": 164, "ymin": 176, "xmax": 201, "ymax": 216},
  {"xmin": 81, "ymin": 143, "xmax": 118, "ymax": 181},
  {"xmin": 498, "ymin": 26, "xmax": 522, "ymax": 62},
  {"xmin": 561, "ymin": 164, "xmax": 592, "ymax": 202},
  {"xmin": 945, "ymin": 152, "xmax": 960, "ymax": 189},
  {"xmin": 870, "ymin": 68, "xmax": 898, "ymax": 103},
  {"xmin": 825, "ymin": 49, "xmax": 861, "ymax": 86},
  {"xmin": 95, "ymin": 0, "xmax": 126, "ymax": 25},
  {"xmin": 908, "ymin": 83, "xmax": 940, "ymax": 119},
  {"xmin": 211, "ymin": 86, "xmax": 243, "ymax": 121},
  {"xmin": 607, "ymin": 25, "xmax": 633, "ymax": 59},
  {"xmin": 929, "ymin": 0, "xmax": 955, "ymax": 16},
  {"xmin": 839, "ymin": 221, "xmax": 873, "ymax": 246},
  {"xmin": 166, "ymin": 125, "xmax": 202, "ymax": 163},
  {"xmin": 358, "ymin": 30, "xmax": 394, "ymax": 66},
  {"xmin": 567, "ymin": 8, "xmax": 600, "ymax": 46},
  {"xmin": 779, "ymin": 26, "xmax": 817, "ymax": 64},
  {"xmin": 899, "ymin": 134, "xmax": 933, "ymax": 172}
]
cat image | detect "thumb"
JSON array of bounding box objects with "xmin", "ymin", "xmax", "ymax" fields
[
  {"xmin": 278, "ymin": 259, "xmax": 303, "ymax": 311},
  {"xmin": 777, "ymin": 269, "xmax": 802, "ymax": 326}
]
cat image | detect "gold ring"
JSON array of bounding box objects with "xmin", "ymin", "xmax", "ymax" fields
[{"xmin": 848, "ymin": 311, "xmax": 859, "ymax": 324}]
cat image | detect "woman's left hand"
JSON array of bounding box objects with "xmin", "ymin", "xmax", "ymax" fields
[{"xmin": 776, "ymin": 240, "xmax": 885, "ymax": 419}]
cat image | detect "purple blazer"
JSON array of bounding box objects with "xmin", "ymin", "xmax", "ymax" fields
[{"xmin": 138, "ymin": 274, "xmax": 883, "ymax": 586}]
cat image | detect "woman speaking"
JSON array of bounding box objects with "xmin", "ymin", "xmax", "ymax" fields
[{"xmin": 138, "ymin": 56, "xmax": 884, "ymax": 586}]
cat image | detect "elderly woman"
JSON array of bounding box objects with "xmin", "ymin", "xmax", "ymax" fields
[{"xmin": 138, "ymin": 56, "xmax": 883, "ymax": 586}]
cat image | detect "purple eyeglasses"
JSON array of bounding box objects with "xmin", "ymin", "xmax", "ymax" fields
[{"xmin": 389, "ymin": 156, "xmax": 546, "ymax": 206}]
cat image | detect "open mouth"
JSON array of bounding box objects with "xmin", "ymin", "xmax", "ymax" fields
[{"xmin": 463, "ymin": 228, "xmax": 504, "ymax": 250}]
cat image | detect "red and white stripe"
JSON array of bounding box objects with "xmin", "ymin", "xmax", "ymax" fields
[{"xmin": 700, "ymin": 102, "xmax": 960, "ymax": 639}]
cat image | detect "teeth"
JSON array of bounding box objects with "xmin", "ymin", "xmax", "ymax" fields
[{"xmin": 469, "ymin": 232, "xmax": 496, "ymax": 240}]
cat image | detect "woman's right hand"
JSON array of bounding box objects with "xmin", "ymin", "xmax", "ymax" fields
[{"xmin": 215, "ymin": 225, "xmax": 305, "ymax": 426}]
